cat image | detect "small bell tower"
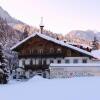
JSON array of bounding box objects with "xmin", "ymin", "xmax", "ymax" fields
[{"xmin": 39, "ymin": 17, "xmax": 44, "ymax": 34}]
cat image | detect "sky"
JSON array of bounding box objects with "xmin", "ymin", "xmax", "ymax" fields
[{"xmin": 0, "ymin": 0, "xmax": 100, "ymax": 34}]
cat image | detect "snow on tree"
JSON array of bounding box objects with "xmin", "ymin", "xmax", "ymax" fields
[
  {"xmin": 92, "ymin": 36, "xmax": 99, "ymax": 50},
  {"xmin": 0, "ymin": 43, "xmax": 8, "ymax": 84}
]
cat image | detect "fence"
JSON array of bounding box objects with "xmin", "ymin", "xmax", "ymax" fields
[{"xmin": 50, "ymin": 63, "xmax": 100, "ymax": 78}]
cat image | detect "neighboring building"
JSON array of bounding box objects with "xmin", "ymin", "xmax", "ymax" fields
[{"xmin": 11, "ymin": 32, "xmax": 96, "ymax": 78}]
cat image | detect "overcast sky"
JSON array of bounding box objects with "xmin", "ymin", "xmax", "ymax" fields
[{"xmin": 0, "ymin": 0, "xmax": 100, "ymax": 34}]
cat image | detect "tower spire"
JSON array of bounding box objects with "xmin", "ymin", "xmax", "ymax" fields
[{"xmin": 39, "ymin": 17, "xmax": 44, "ymax": 34}]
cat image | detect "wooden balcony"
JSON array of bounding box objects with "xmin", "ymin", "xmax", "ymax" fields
[
  {"xmin": 24, "ymin": 64, "xmax": 49, "ymax": 71},
  {"xmin": 18, "ymin": 53, "xmax": 65, "ymax": 58}
]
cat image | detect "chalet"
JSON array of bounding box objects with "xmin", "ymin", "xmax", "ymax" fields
[
  {"xmin": 11, "ymin": 18, "xmax": 96, "ymax": 78},
  {"xmin": 11, "ymin": 31, "xmax": 96, "ymax": 78}
]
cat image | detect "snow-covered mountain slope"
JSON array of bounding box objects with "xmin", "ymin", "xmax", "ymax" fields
[
  {"xmin": 0, "ymin": 16, "xmax": 22, "ymax": 49},
  {"xmin": 0, "ymin": 76, "xmax": 100, "ymax": 100},
  {"xmin": 0, "ymin": 6, "xmax": 23, "ymax": 25},
  {"xmin": 66, "ymin": 30, "xmax": 95, "ymax": 41},
  {"xmin": 65, "ymin": 30, "xmax": 100, "ymax": 47}
]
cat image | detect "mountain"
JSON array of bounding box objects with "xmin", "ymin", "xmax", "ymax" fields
[
  {"xmin": 0, "ymin": 6, "xmax": 23, "ymax": 26},
  {"xmin": 1, "ymin": 6, "xmax": 100, "ymax": 49},
  {"xmin": 0, "ymin": 6, "xmax": 63, "ymax": 48},
  {"xmin": 66, "ymin": 30, "xmax": 96, "ymax": 41},
  {"xmin": 65, "ymin": 30, "xmax": 100, "ymax": 47},
  {"xmin": 0, "ymin": 17, "xmax": 22, "ymax": 49}
]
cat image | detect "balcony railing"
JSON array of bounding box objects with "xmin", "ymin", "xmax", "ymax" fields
[
  {"xmin": 18, "ymin": 53, "xmax": 65, "ymax": 58},
  {"xmin": 24, "ymin": 64, "xmax": 49, "ymax": 71}
]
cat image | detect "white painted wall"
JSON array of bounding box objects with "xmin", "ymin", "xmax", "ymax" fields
[
  {"xmin": 25, "ymin": 59, "xmax": 31, "ymax": 65},
  {"xmin": 32, "ymin": 59, "xmax": 35, "ymax": 65},
  {"xmin": 19, "ymin": 57, "xmax": 93, "ymax": 67},
  {"xmin": 19, "ymin": 59, "xmax": 24, "ymax": 67}
]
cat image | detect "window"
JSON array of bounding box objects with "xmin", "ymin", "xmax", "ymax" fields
[
  {"xmin": 57, "ymin": 48, "xmax": 62, "ymax": 53},
  {"xmin": 82, "ymin": 59, "xmax": 87, "ymax": 63},
  {"xmin": 39, "ymin": 59, "xmax": 42, "ymax": 65},
  {"xmin": 65, "ymin": 59, "xmax": 70, "ymax": 63},
  {"xmin": 38, "ymin": 49, "xmax": 43, "ymax": 54},
  {"xmin": 57, "ymin": 60, "xmax": 61, "ymax": 64},
  {"xmin": 50, "ymin": 48, "xmax": 54, "ymax": 53},
  {"xmin": 43, "ymin": 60, "xmax": 46, "ymax": 65},
  {"xmin": 50, "ymin": 60, "xmax": 54, "ymax": 63},
  {"xmin": 73, "ymin": 59, "xmax": 78, "ymax": 63}
]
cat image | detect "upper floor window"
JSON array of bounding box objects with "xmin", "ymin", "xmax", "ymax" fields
[
  {"xmin": 39, "ymin": 59, "xmax": 42, "ymax": 65},
  {"xmin": 38, "ymin": 49, "xmax": 43, "ymax": 54},
  {"xmin": 57, "ymin": 48, "xmax": 62, "ymax": 53},
  {"xmin": 73, "ymin": 59, "xmax": 78, "ymax": 63},
  {"xmin": 82, "ymin": 59, "xmax": 87, "ymax": 63},
  {"xmin": 43, "ymin": 59, "xmax": 46, "ymax": 65},
  {"xmin": 50, "ymin": 48, "xmax": 54, "ymax": 53}
]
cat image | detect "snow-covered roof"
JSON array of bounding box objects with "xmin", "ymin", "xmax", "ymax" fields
[
  {"xmin": 66, "ymin": 42, "xmax": 92, "ymax": 49},
  {"xmin": 91, "ymin": 50, "xmax": 100, "ymax": 59},
  {"xmin": 50, "ymin": 63, "xmax": 100, "ymax": 67},
  {"xmin": 11, "ymin": 32, "xmax": 94, "ymax": 57}
]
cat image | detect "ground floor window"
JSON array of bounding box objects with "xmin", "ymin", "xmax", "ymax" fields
[
  {"xmin": 82, "ymin": 59, "xmax": 87, "ymax": 63},
  {"xmin": 65, "ymin": 59, "xmax": 70, "ymax": 63},
  {"xmin": 57, "ymin": 60, "xmax": 61, "ymax": 63},
  {"xmin": 73, "ymin": 59, "xmax": 78, "ymax": 63}
]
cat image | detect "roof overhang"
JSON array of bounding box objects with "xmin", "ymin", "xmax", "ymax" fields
[{"xmin": 11, "ymin": 32, "xmax": 95, "ymax": 58}]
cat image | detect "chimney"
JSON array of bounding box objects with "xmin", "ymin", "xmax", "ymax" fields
[{"xmin": 39, "ymin": 17, "xmax": 44, "ymax": 34}]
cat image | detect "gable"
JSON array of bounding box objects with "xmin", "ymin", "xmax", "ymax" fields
[{"xmin": 11, "ymin": 33, "xmax": 94, "ymax": 58}]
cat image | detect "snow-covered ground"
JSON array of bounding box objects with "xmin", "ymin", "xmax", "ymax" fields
[{"xmin": 0, "ymin": 76, "xmax": 100, "ymax": 100}]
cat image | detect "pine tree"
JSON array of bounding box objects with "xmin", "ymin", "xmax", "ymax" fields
[
  {"xmin": 92, "ymin": 36, "xmax": 99, "ymax": 50},
  {"xmin": 21, "ymin": 26, "xmax": 29, "ymax": 40},
  {"xmin": 0, "ymin": 43, "xmax": 8, "ymax": 84}
]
